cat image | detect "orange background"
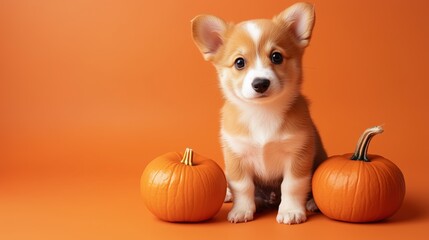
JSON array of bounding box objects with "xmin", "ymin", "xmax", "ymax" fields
[{"xmin": 1, "ymin": 0, "xmax": 429, "ymax": 239}]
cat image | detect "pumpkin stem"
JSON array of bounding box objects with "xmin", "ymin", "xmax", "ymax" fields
[
  {"xmin": 180, "ymin": 148, "xmax": 193, "ymax": 166},
  {"xmin": 351, "ymin": 126, "xmax": 384, "ymax": 162}
]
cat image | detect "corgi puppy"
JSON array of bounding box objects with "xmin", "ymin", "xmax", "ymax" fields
[{"xmin": 191, "ymin": 2, "xmax": 327, "ymax": 224}]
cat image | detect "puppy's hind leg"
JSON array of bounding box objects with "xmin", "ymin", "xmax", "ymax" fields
[
  {"xmin": 224, "ymin": 186, "xmax": 233, "ymax": 202},
  {"xmin": 306, "ymin": 197, "xmax": 318, "ymax": 212},
  {"xmin": 254, "ymin": 185, "xmax": 281, "ymax": 212}
]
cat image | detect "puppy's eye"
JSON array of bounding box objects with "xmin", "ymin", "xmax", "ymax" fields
[
  {"xmin": 234, "ymin": 57, "xmax": 246, "ymax": 70},
  {"xmin": 271, "ymin": 52, "xmax": 283, "ymax": 64}
]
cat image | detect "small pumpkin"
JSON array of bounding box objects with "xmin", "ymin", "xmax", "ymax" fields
[
  {"xmin": 312, "ymin": 126, "xmax": 405, "ymax": 222},
  {"xmin": 141, "ymin": 148, "xmax": 227, "ymax": 222}
]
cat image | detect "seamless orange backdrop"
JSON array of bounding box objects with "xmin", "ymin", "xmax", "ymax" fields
[{"xmin": 1, "ymin": 0, "xmax": 428, "ymax": 239}]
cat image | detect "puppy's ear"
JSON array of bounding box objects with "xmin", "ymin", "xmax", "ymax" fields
[
  {"xmin": 191, "ymin": 15, "xmax": 227, "ymax": 61},
  {"xmin": 274, "ymin": 2, "xmax": 315, "ymax": 47}
]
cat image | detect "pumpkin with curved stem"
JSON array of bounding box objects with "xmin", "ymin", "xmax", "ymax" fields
[
  {"xmin": 141, "ymin": 148, "xmax": 227, "ymax": 222},
  {"xmin": 312, "ymin": 126, "xmax": 406, "ymax": 222}
]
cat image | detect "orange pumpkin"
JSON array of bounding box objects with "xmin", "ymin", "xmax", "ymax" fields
[
  {"xmin": 141, "ymin": 148, "xmax": 227, "ymax": 222},
  {"xmin": 312, "ymin": 126, "xmax": 405, "ymax": 222}
]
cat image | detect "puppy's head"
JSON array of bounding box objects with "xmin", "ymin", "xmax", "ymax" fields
[{"xmin": 192, "ymin": 2, "xmax": 315, "ymax": 106}]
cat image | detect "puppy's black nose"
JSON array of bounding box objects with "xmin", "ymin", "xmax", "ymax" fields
[{"xmin": 252, "ymin": 78, "xmax": 270, "ymax": 93}]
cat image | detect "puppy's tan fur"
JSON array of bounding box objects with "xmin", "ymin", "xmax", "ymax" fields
[{"xmin": 192, "ymin": 2, "xmax": 326, "ymax": 224}]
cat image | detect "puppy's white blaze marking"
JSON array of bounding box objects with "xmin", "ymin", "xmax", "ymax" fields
[
  {"xmin": 255, "ymin": 55, "xmax": 263, "ymax": 70},
  {"xmin": 245, "ymin": 22, "xmax": 262, "ymax": 46}
]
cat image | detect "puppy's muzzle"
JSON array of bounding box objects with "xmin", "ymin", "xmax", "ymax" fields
[{"xmin": 252, "ymin": 78, "xmax": 270, "ymax": 93}]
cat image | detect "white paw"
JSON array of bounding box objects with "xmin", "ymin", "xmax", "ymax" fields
[
  {"xmin": 276, "ymin": 209, "xmax": 307, "ymax": 224},
  {"xmin": 306, "ymin": 198, "xmax": 318, "ymax": 212},
  {"xmin": 224, "ymin": 187, "xmax": 233, "ymax": 202},
  {"xmin": 227, "ymin": 207, "xmax": 254, "ymax": 223}
]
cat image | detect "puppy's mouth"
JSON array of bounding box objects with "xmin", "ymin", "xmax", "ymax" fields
[
  {"xmin": 242, "ymin": 91, "xmax": 276, "ymax": 103},
  {"xmin": 253, "ymin": 93, "xmax": 270, "ymax": 98},
  {"xmin": 238, "ymin": 82, "xmax": 289, "ymax": 104}
]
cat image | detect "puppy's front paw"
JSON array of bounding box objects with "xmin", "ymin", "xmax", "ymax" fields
[
  {"xmin": 227, "ymin": 207, "xmax": 254, "ymax": 223},
  {"xmin": 276, "ymin": 209, "xmax": 307, "ymax": 224}
]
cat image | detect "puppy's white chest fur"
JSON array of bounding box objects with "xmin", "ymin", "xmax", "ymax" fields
[
  {"xmin": 245, "ymin": 108, "xmax": 284, "ymax": 145},
  {"xmin": 222, "ymin": 108, "xmax": 297, "ymax": 181}
]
